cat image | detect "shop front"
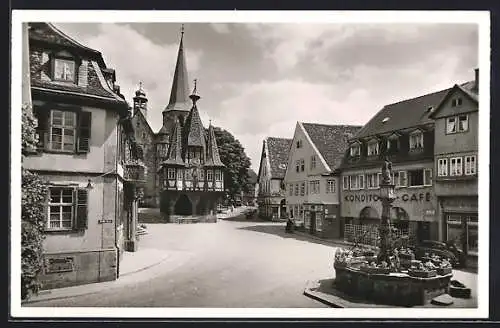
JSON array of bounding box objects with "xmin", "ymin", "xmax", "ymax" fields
[
  {"xmin": 341, "ymin": 187, "xmax": 439, "ymax": 243},
  {"xmin": 440, "ymin": 196, "xmax": 478, "ymax": 268},
  {"xmin": 303, "ymin": 203, "xmax": 340, "ymax": 238}
]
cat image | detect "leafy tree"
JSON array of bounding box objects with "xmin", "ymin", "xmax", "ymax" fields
[
  {"xmin": 211, "ymin": 127, "xmax": 252, "ymax": 201},
  {"xmin": 21, "ymin": 104, "xmax": 47, "ymax": 300}
]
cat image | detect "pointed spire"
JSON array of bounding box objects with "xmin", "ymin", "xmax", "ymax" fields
[
  {"xmin": 183, "ymin": 102, "xmax": 206, "ymax": 150},
  {"xmin": 164, "ymin": 24, "xmax": 191, "ymax": 112},
  {"xmin": 162, "ymin": 118, "xmax": 185, "ymax": 166},
  {"xmin": 189, "ymin": 78, "xmax": 200, "ymax": 106},
  {"xmin": 205, "ymin": 123, "xmax": 224, "ymax": 167}
]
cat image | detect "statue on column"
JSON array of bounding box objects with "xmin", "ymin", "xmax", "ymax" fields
[{"xmin": 381, "ymin": 156, "xmax": 393, "ymax": 185}]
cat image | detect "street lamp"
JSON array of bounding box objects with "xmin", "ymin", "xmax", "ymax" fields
[{"xmin": 378, "ymin": 157, "xmax": 396, "ymax": 265}]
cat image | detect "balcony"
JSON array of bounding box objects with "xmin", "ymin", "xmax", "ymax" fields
[{"xmin": 124, "ymin": 160, "xmax": 147, "ymax": 184}]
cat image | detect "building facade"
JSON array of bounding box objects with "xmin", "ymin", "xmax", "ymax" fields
[
  {"xmin": 340, "ymin": 84, "xmax": 462, "ymax": 243},
  {"xmin": 284, "ymin": 122, "xmax": 362, "ymax": 238},
  {"xmin": 257, "ymin": 137, "xmax": 292, "ymax": 220},
  {"xmin": 430, "ymin": 69, "xmax": 479, "ymax": 267},
  {"xmin": 24, "ymin": 23, "xmax": 145, "ymax": 289}
]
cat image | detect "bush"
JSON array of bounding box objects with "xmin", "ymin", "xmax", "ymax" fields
[{"xmin": 21, "ymin": 104, "xmax": 47, "ymax": 300}]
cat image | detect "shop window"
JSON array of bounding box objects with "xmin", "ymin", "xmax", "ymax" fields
[
  {"xmin": 464, "ymin": 155, "xmax": 477, "ymax": 175},
  {"xmin": 438, "ymin": 158, "xmax": 448, "ymax": 176},
  {"xmin": 342, "ymin": 176, "xmax": 349, "ymax": 190},
  {"xmin": 316, "ymin": 215, "xmax": 322, "ymax": 232},
  {"xmin": 450, "ymin": 157, "xmax": 463, "ymax": 176},
  {"xmin": 467, "ymin": 216, "xmax": 478, "ymax": 254},
  {"xmin": 446, "ymin": 214, "xmax": 463, "ymax": 249}
]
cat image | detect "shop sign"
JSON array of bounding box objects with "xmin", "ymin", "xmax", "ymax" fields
[
  {"xmin": 45, "ymin": 257, "xmax": 75, "ymax": 274},
  {"xmin": 344, "ymin": 192, "xmax": 432, "ymax": 203},
  {"xmin": 424, "ymin": 209, "xmax": 436, "ymax": 216}
]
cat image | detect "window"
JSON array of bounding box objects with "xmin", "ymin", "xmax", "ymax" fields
[
  {"xmin": 465, "ymin": 156, "xmax": 477, "ymax": 175},
  {"xmin": 177, "ymin": 169, "xmax": 183, "ymax": 181},
  {"xmin": 446, "ymin": 117, "xmax": 457, "ymax": 134},
  {"xmin": 296, "ymin": 140, "xmax": 302, "ymax": 148},
  {"xmin": 53, "ymin": 58, "xmax": 76, "ymax": 82},
  {"xmin": 458, "ymin": 115, "xmax": 469, "ymax": 132},
  {"xmin": 350, "ymin": 144, "xmax": 360, "ymax": 157},
  {"xmin": 451, "ymin": 98, "xmax": 463, "ymax": 107},
  {"xmin": 407, "ymin": 169, "xmax": 423, "ymax": 187},
  {"xmin": 409, "ymin": 131, "xmax": 424, "ymax": 150},
  {"xmin": 467, "ymin": 216, "xmax": 478, "ymax": 254},
  {"xmin": 167, "ymin": 168, "xmax": 176, "ymax": 180},
  {"xmin": 447, "ymin": 115, "xmax": 469, "ymax": 134},
  {"xmin": 47, "ymin": 187, "xmax": 88, "ymax": 231},
  {"xmin": 309, "ymin": 180, "xmax": 320, "ymax": 194},
  {"xmin": 386, "ymin": 136, "xmax": 399, "ymax": 153},
  {"xmin": 358, "ymin": 175, "xmax": 365, "ymax": 189},
  {"xmin": 300, "ymin": 182, "xmax": 305, "ymax": 196},
  {"xmin": 366, "ymin": 173, "xmax": 380, "ymax": 189},
  {"xmin": 295, "ymin": 160, "xmax": 300, "ymax": 173},
  {"xmin": 289, "ymin": 184, "xmax": 293, "ymax": 196},
  {"xmin": 424, "ymin": 169, "xmax": 432, "ymax": 186},
  {"xmin": 397, "ymin": 171, "xmax": 407, "ymax": 187},
  {"xmin": 450, "ymin": 157, "xmax": 463, "ymax": 176},
  {"xmin": 316, "ymin": 215, "xmax": 322, "ymax": 232},
  {"xmin": 438, "ymin": 158, "xmax": 448, "ymax": 176},
  {"xmin": 349, "ymin": 175, "xmax": 359, "ymax": 190},
  {"xmin": 49, "ymin": 110, "xmax": 77, "ymax": 151},
  {"xmin": 326, "ymin": 180, "xmax": 336, "ymax": 193},
  {"xmin": 367, "ymin": 141, "xmax": 379, "ymax": 156},
  {"xmin": 300, "ymin": 159, "xmax": 305, "ymax": 172},
  {"xmin": 342, "ymin": 176, "xmax": 349, "ymax": 190},
  {"xmin": 311, "ymin": 155, "xmax": 317, "ymax": 169},
  {"xmin": 207, "ymin": 169, "xmax": 213, "ymax": 181},
  {"xmin": 294, "ymin": 184, "xmax": 299, "ymax": 196},
  {"xmin": 215, "ymin": 170, "xmax": 222, "ymax": 181}
]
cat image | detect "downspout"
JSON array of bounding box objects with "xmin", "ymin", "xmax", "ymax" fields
[{"xmin": 114, "ymin": 117, "xmax": 120, "ymax": 278}]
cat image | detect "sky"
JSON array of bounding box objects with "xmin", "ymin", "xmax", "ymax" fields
[{"xmin": 54, "ymin": 22, "xmax": 478, "ymax": 173}]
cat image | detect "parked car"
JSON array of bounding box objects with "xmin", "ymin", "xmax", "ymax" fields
[{"xmin": 411, "ymin": 240, "xmax": 466, "ymax": 268}]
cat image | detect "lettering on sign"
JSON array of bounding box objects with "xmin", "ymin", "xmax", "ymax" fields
[
  {"xmin": 344, "ymin": 192, "xmax": 432, "ymax": 202},
  {"xmin": 424, "ymin": 209, "xmax": 436, "ymax": 216},
  {"xmin": 98, "ymin": 219, "xmax": 113, "ymax": 224},
  {"xmin": 45, "ymin": 257, "xmax": 74, "ymax": 274}
]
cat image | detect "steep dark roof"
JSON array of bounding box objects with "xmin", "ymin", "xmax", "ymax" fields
[
  {"xmin": 164, "ymin": 32, "xmax": 191, "ymax": 112},
  {"xmin": 266, "ymin": 137, "xmax": 292, "ymax": 179},
  {"xmin": 183, "ymin": 104, "xmax": 206, "ymax": 149},
  {"xmin": 162, "ymin": 119, "xmax": 185, "ymax": 167},
  {"xmin": 302, "ymin": 123, "xmax": 363, "ymax": 170},
  {"xmin": 205, "ymin": 124, "xmax": 224, "ymax": 167},
  {"xmin": 429, "ymin": 80, "xmax": 478, "ymax": 119},
  {"xmin": 354, "ymin": 87, "xmax": 454, "ymax": 139}
]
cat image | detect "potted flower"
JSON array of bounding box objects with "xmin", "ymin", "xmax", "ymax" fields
[
  {"xmin": 436, "ymin": 258, "xmax": 452, "ymax": 275},
  {"xmin": 408, "ymin": 261, "xmax": 437, "ymax": 278}
]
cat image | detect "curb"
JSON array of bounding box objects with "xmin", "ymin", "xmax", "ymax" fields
[
  {"xmin": 22, "ymin": 254, "xmax": 172, "ymax": 305},
  {"xmin": 303, "ymin": 288, "xmax": 343, "ymax": 308}
]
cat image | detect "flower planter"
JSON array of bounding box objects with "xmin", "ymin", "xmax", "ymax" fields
[
  {"xmin": 408, "ymin": 269, "xmax": 437, "ymax": 278},
  {"xmin": 360, "ymin": 266, "xmax": 391, "ymax": 274},
  {"xmin": 436, "ymin": 267, "xmax": 452, "ymax": 275}
]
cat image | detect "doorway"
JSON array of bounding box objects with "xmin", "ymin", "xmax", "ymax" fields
[
  {"xmin": 310, "ymin": 212, "xmax": 316, "ymax": 234},
  {"xmin": 175, "ymin": 194, "xmax": 193, "ymax": 215},
  {"xmin": 417, "ymin": 221, "xmax": 431, "ymax": 243}
]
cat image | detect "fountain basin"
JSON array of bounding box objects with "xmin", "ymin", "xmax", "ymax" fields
[{"xmin": 334, "ymin": 264, "xmax": 452, "ymax": 306}]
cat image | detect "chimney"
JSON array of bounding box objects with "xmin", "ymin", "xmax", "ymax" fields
[{"xmin": 474, "ymin": 68, "xmax": 479, "ymax": 91}]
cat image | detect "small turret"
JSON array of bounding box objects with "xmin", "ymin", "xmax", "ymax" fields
[{"xmin": 133, "ymin": 81, "xmax": 148, "ymax": 118}]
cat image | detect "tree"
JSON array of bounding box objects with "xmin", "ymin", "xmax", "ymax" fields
[
  {"xmin": 211, "ymin": 127, "xmax": 252, "ymax": 201},
  {"xmin": 21, "ymin": 104, "xmax": 47, "ymax": 300}
]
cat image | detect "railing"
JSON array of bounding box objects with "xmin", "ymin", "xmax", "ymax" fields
[{"xmin": 344, "ymin": 223, "xmax": 416, "ymax": 248}]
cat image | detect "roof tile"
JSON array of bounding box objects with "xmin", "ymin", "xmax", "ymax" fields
[{"xmin": 266, "ymin": 137, "xmax": 292, "ymax": 179}]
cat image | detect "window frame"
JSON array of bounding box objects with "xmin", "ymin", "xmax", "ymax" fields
[
  {"xmin": 407, "ymin": 169, "xmax": 425, "ymax": 188},
  {"xmin": 48, "ymin": 110, "xmax": 77, "ymax": 153},
  {"xmin": 326, "ymin": 179, "xmax": 336, "ymax": 193},
  {"xmin": 367, "ymin": 141, "xmax": 379, "ymax": 156},
  {"xmin": 342, "ymin": 176, "xmax": 349, "ymax": 190},
  {"xmin": 409, "ymin": 131, "xmax": 424, "ymax": 150},
  {"xmin": 424, "ymin": 168, "xmax": 433, "ymax": 186},
  {"xmin": 458, "ymin": 114, "xmax": 469, "ymax": 132},
  {"xmin": 167, "ymin": 168, "xmax": 176, "ymax": 180},
  {"xmin": 47, "ymin": 187, "xmax": 75, "ymax": 231},
  {"xmin": 52, "ymin": 57, "xmax": 77, "ymax": 83},
  {"xmin": 437, "ymin": 158, "xmax": 448, "ymax": 177},
  {"xmin": 446, "ymin": 116, "xmax": 457, "ymax": 134},
  {"xmin": 350, "ymin": 144, "xmax": 361, "ymax": 157},
  {"xmin": 450, "ymin": 157, "xmax": 463, "ymax": 176},
  {"xmin": 464, "ymin": 155, "xmax": 477, "ymax": 175},
  {"xmin": 311, "ymin": 155, "xmax": 317, "ymax": 170},
  {"xmin": 206, "ymin": 169, "xmax": 214, "ymax": 181}
]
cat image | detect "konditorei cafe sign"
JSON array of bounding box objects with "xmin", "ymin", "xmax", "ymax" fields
[{"xmin": 344, "ymin": 192, "xmax": 432, "ymax": 202}]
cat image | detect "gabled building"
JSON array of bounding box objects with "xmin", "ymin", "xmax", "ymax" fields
[
  {"xmin": 256, "ymin": 137, "xmax": 292, "ymax": 220},
  {"xmin": 429, "ymin": 69, "xmax": 479, "ymax": 267},
  {"xmin": 129, "ymin": 27, "xmax": 225, "ymax": 220},
  {"xmin": 284, "ymin": 123, "xmax": 362, "ymax": 237},
  {"xmin": 339, "ymin": 79, "xmax": 475, "ymax": 244},
  {"xmin": 24, "ymin": 23, "xmax": 145, "ymax": 289}
]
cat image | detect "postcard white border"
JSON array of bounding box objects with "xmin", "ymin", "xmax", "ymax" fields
[{"xmin": 10, "ymin": 10, "xmax": 490, "ymax": 319}]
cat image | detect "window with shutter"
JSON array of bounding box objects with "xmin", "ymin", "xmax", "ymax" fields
[
  {"xmin": 75, "ymin": 188, "xmax": 89, "ymax": 229},
  {"xmin": 77, "ymin": 111, "xmax": 92, "ymax": 153}
]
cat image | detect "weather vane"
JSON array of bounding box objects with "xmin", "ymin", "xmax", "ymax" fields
[
  {"xmin": 193, "ymin": 78, "xmax": 198, "ymax": 94},
  {"xmin": 181, "ymin": 24, "xmax": 185, "ymax": 36}
]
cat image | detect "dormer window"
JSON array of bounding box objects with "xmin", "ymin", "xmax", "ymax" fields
[
  {"xmin": 53, "ymin": 58, "xmax": 76, "ymax": 83},
  {"xmin": 367, "ymin": 140, "xmax": 379, "ymax": 156},
  {"xmin": 386, "ymin": 134, "xmax": 399, "ymax": 153},
  {"xmin": 409, "ymin": 131, "xmax": 424, "ymax": 150},
  {"xmin": 350, "ymin": 144, "xmax": 360, "ymax": 157}
]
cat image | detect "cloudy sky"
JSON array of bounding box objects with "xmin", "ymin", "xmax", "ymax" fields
[{"xmin": 54, "ymin": 22, "xmax": 478, "ymax": 173}]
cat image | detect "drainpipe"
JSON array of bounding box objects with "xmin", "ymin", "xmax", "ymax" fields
[{"xmin": 114, "ymin": 117, "xmax": 120, "ymax": 278}]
